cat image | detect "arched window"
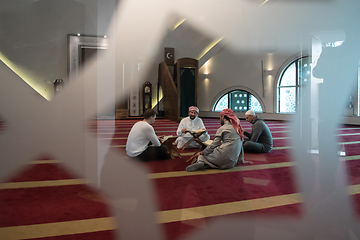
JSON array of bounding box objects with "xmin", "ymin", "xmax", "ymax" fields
[
  {"xmin": 213, "ymin": 90, "xmax": 263, "ymax": 112},
  {"xmin": 277, "ymin": 56, "xmax": 311, "ymax": 113}
]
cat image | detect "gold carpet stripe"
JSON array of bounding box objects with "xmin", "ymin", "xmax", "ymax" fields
[
  {"xmin": 158, "ymin": 183, "xmax": 360, "ymax": 224},
  {"xmin": 348, "ymin": 184, "xmax": 360, "ymax": 195},
  {"xmin": 95, "ymin": 125, "xmax": 289, "ymax": 129},
  {"xmin": 157, "ymin": 193, "xmax": 302, "ymax": 224},
  {"xmin": 269, "ymin": 130, "xmax": 289, "ymax": 133},
  {"xmin": 98, "ymin": 131, "xmax": 176, "ymax": 134},
  {"xmin": 109, "ymin": 142, "xmax": 360, "ymax": 151},
  {"xmin": 0, "ymin": 179, "xmax": 86, "ymax": 189},
  {"xmin": 99, "ymin": 130, "xmax": 291, "ymax": 135},
  {"xmin": 29, "ymin": 160, "xmax": 59, "ymax": 164},
  {"xmin": 100, "ymin": 134, "xmax": 356, "ymax": 140},
  {"xmin": 0, "ymin": 217, "xmax": 116, "ymax": 240},
  {"xmin": 148, "ymin": 162, "xmax": 294, "ymax": 179},
  {"xmin": 101, "ymin": 126, "xmax": 177, "ymax": 129},
  {"xmin": 98, "ymin": 128, "xmax": 359, "ymax": 135},
  {"xmin": 149, "ymin": 155, "xmax": 360, "ymax": 179},
  {"xmin": 344, "ymin": 155, "xmax": 360, "ymax": 161},
  {"xmin": 272, "ymin": 146, "xmax": 292, "ymax": 150},
  {"xmin": 273, "ymin": 137, "xmax": 290, "ymax": 140},
  {"xmin": 0, "ymin": 186, "xmax": 358, "ymax": 238},
  {"xmin": 339, "ymin": 140, "xmax": 360, "ymax": 145},
  {"xmin": 338, "ymin": 132, "xmax": 360, "ymax": 136},
  {"xmin": 111, "ymin": 145, "xmax": 293, "ymax": 149}
]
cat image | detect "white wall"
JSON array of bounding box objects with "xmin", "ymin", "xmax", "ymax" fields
[
  {"xmin": 0, "ymin": 0, "xmax": 116, "ymax": 100},
  {"xmin": 197, "ymin": 47, "xmax": 308, "ymax": 113},
  {"xmin": 1, "ymin": 0, "xmax": 360, "ymax": 124}
]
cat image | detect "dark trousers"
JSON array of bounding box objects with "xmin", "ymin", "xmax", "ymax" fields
[
  {"xmin": 137, "ymin": 145, "xmax": 171, "ymax": 162},
  {"xmin": 243, "ymin": 141, "xmax": 271, "ymax": 153}
]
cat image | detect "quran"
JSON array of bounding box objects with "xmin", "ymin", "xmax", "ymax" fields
[
  {"xmin": 160, "ymin": 136, "xmax": 182, "ymax": 159},
  {"xmin": 185, "ymin": 129, "xmax": 206, "ymax": 138},
  {"xmin": 162, "ymin": 135, "xmax": 173, "ymax": 142},
  {"xmin": 203, "ymin": 139, "xmax": 213, "ymax": 146}
]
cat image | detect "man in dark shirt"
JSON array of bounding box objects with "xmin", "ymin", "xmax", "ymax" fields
[{"xmin": 243, "ymin": 110, "xmax": 273, "ymax": 153}]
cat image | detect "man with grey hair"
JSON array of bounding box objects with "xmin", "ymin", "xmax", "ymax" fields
[{"xmin": 243, "ymin": 110, "xmax": 273, "ymax": 153}]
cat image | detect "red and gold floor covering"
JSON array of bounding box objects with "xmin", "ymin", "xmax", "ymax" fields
[{"xmin": 1, "ymin": 118, "xmax": 360, "ymax": 239}]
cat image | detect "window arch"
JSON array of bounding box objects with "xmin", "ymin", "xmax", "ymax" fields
[
  {"xmin": 213, "ymin": 89, "xmax": 263, "ymax": 112},
  {"xmin": 276, "ymin": 56, "xmax": 311, "ymax": 113}
]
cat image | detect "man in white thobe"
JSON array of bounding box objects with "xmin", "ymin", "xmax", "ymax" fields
[{"xmin": 175, "ymin": 106, "xmax": 210, "ymax": 149}]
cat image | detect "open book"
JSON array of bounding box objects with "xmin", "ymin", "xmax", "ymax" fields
[
  {"xmin": 162, "ymin": 135, "xmax": 174, "ymax": 142},
  {"xmin": 203, "ymin": 139, "xmax": 213, "ymax": 146},
  {"xmin": 185, "ymin": 129, "xmax": 206, "ymax": 138}
]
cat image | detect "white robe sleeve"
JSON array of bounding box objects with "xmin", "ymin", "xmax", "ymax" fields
[{"xmin": 176, "ymin": 119, "xmax": 186, "ymax": 136}]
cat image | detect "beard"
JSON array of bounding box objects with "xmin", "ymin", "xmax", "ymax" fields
[
  {"xmin": 190, "ymin": 115, "xmax": 196, "ymax": 120},
  {"xmin": 220, "ymin": 118, "xmax": 225, "ymax": 126}
]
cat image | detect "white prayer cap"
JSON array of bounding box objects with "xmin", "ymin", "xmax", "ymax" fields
[
  {"xmin": 245, "ymin": 110, "xmax": 255, "ymax": 116},
  {"xmin": 188, "ymin": 106, "xmax": 199, "ymax": 113}
]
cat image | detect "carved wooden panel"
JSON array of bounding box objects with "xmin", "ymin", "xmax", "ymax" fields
[{"xmin": 159, "ymin": 58, "xmax": 198, "ymax": 122}]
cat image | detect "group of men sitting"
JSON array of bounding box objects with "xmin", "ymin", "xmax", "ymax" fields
[{"xmin": 125, "ymin": 106, "xmax": 273, "ymax": 172}]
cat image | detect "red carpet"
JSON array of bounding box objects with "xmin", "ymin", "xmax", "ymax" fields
[
  {"xmin": 0, "ymin": 158, "xmax": 116, "ymax": 239},
  {"xmin": 25, "ymin": 231, "xmax": 115, "ymax": 240},
  {"xmin": 2, "ymin": 118, "xmax": 360, "ymax": 240},
  {"xmin": 154, "ymin": 166, "xmax": 298, "ymax": 210},
  {"xmin": 91, "ymin": 118, "xmax": 302, "ymax": 240}
]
